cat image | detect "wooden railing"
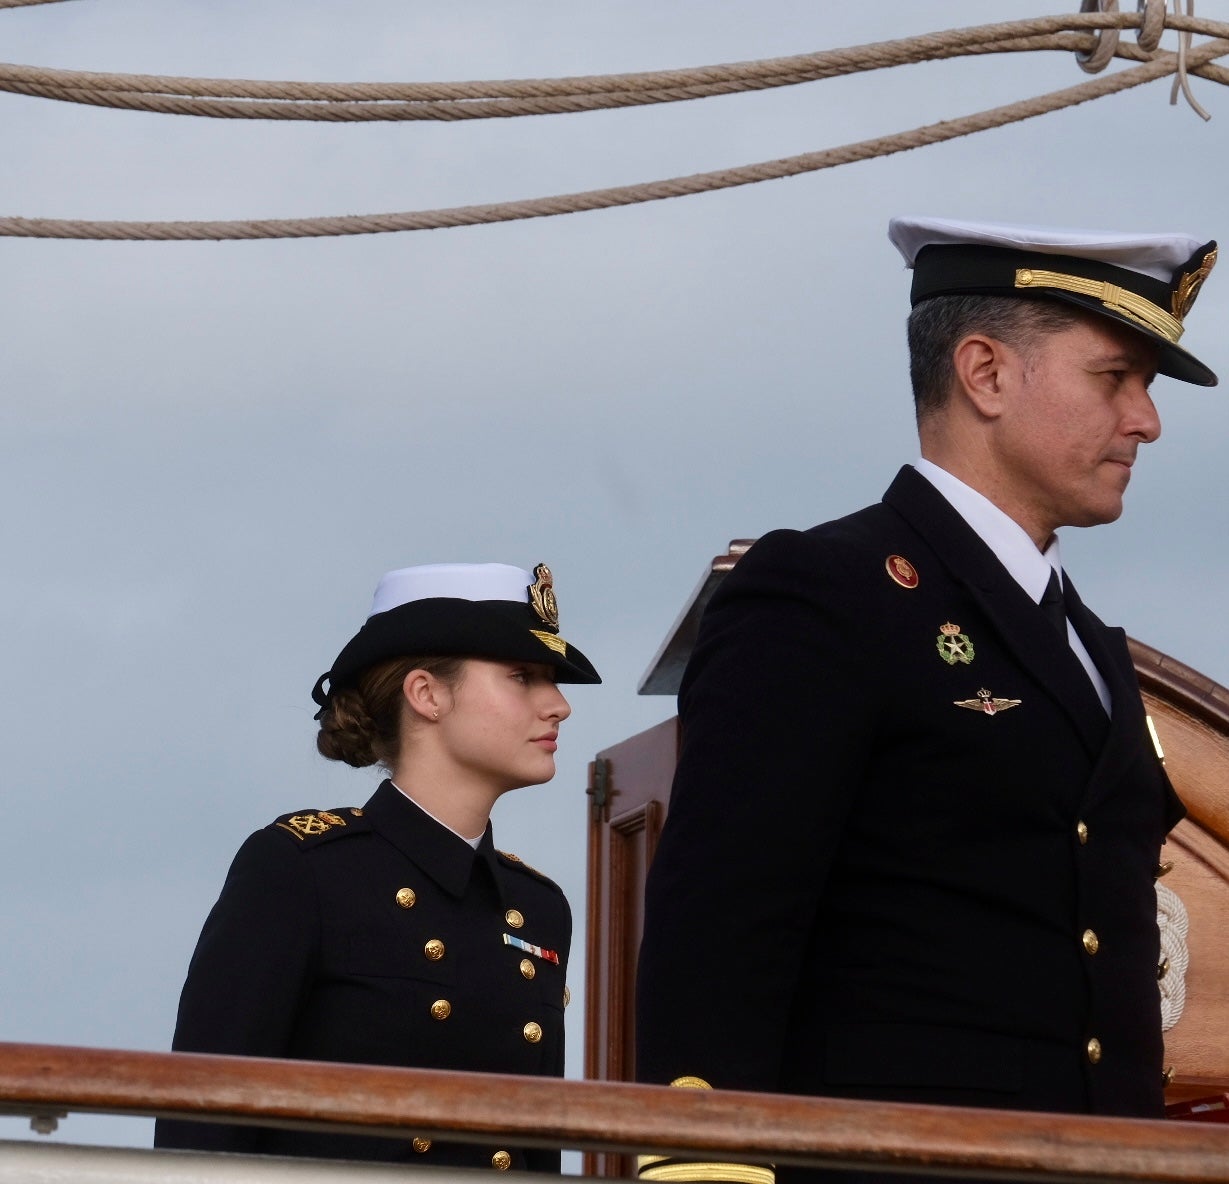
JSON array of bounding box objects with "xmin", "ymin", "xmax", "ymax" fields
[{"xmin": 2, "ymin": 1042, "xmax": 1229, "ymax": 1181}]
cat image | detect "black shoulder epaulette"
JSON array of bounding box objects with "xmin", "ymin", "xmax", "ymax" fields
[
  {"xmin": 497, "ymin": 848, "xmax": 563, "ymax": 892},
  {"xmin": 271, "ymin": 806, "xmax": 370, "ymax": 846}
]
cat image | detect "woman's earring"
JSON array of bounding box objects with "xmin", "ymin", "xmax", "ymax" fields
[{"xmin": 433, "ymin": 711, "xmax": 439, "ymax": 720}]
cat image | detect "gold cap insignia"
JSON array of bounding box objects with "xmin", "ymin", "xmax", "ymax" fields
[
  {"xmin": 527, "ymin": 562, "xmax": 559, "ymax": 627},
  {"xmin": 1172, "ymin": 245, "xmax": 1217, "ymax": 321}
]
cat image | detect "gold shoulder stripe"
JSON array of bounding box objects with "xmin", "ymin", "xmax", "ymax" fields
[
  {"xmin": 670, "ymin": 1076, "xmax": 712, "ymax": 1090},
  {"xmin": 498, "ymin": 849, "xmax": 554, "ymax": 883},
  {"xmin": 638, "ymin": 1159, "xmax": 774, "ymax": 1184}
]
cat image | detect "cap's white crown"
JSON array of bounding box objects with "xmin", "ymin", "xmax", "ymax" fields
[
  {"xmin": 369, "ymin": 563, "xmax": 531, "ymax": 618},
  {"xmin": 889, "ymin": 215, "xmax": 1204, "ymax": 282}
]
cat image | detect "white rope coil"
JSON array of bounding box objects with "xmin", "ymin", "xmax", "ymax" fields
[
  {"xmin": 1078, "ymin": 0, "xmax": 1123, "ymax": 73},
  {"xmin": 1157, "ymin": 882, "xmax": 1190, "ymax": 1032},
  {"xmin": 1137, "ymin": 0, "xmax": 1169, "ymax": 52}
]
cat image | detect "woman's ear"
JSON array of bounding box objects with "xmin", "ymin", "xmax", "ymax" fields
[
  {"xmin": 402, "ymin": 669, "xmax": 444, "ymax": 722},
  {"xmin": 952, "ymin": 333, "xmax": 1017, "ymax": 419}
]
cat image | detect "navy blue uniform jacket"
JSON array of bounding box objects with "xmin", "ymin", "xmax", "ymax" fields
[
  {"xmin": 637, "ymin": 467, "xmax": 1182, "ymax": 1131},
  {"xmin": 156, "ymin": 779, "xmax": 570, "ymax": 1170}
]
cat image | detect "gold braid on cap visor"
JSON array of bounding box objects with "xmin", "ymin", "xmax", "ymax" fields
[{"xmin": 1014, "ymin": 268, "xmax": 1184, "ymax": 343}]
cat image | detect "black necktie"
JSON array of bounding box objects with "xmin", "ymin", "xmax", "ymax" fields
[{"xmin": 1040, "ymin": 568, "xmax": 1067, "ymax": 637}]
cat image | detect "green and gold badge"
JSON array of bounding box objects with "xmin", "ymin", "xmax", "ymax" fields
[{"xmin": 936, "ymin": 622, "xmax": 974, "ymax": 665}]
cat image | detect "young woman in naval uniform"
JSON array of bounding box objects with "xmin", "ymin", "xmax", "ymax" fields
[{"xmin": 155, "ymin": 562, "xmax": 599, "ymax": 1171}]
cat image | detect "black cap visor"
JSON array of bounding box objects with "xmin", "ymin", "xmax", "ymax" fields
[{"xmin": 313, "ymin": 598, "xmax": 600, "ymax": 714}]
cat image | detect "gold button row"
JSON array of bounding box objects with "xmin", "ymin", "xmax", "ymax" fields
[
  {"xmin": 429, "ymin": 1000, "xmax": 543, "ymax": 1041},
  {"xmin": 412, "ymin": 1138, "xmax": 512, "ymax": 1171},
  {"xmin": 397, "ymin": 891, "xmax": 530, "ymax": 926}
]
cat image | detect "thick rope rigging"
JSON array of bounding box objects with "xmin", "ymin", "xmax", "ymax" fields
[
  {"xmin": 0, "ymin": 12, "xmax": 1220, "ymax": 113},
  {"xmin": 1, "ymin": 7, "xmax": 1225, "ymax": 241}
]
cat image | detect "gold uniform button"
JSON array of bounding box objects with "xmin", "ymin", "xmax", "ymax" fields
[
  {"xmin": 424, "ymin": 939, "xmax": 446, "ymax": 961},
  {"xmin": 1086, "ymin": 1037, "xmax": 1102, "ymax": 1065},
  {"xmin": 523, "ymin": 1021, "xmax": 543, "ymax": 1043},
  {"xmin": 1082, "ymin": 929, "xmax": 1100, "ymax": 955},
  {"xmin": 396, "ymin": 888, "xmax": 417, "ymax": 909},
  {"xmin": 563, "ymin": 985, "xmax": 572, "ymax": 1008},
  {"xmin": 1076, "ymin": 821, "xmax": 1089, "ymax": 845},
  {"xmin": 1162, "ymin": 1065, "xmax": 1176, "ymax": 1088},
  {"xmin": 430, "ymin": 999, "xmax": 452, "ymax": 1021},
  {"xmin": 491, "ymin": 1151, "xmax": 512, "ymax": 1171},
  {"xmin": 412, "ymin": 1138, "xmax": 432, "ymax": 1154},
  {"xmin": 1158, "ymin": 956, "xmax": 1171, "ymax": 980},
  {"xmin": 350, "ymin": 807, "xmax": 364, "ymax": 817},
  {"xmin": 519, "ymin": 958, "xmax": 535, "ymax": 980},
  {"xmin": 1157, "ymin": 860, "xmax": 1174, "ymax": 878},
  {"xmin": 506, "ymin": 909, "xmax": 524, "ymax": 929}
]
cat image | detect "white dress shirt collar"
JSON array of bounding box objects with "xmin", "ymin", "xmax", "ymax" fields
[
  {"xmin": 390, "ymin": 780, "xmax": 483, "ymax": 849},
  {"xmin": 914, "ymin": 458, "xmax": 1061, "ymax": 604}
]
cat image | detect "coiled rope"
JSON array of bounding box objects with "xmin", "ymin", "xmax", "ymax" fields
[{"xmin": 1, "ymin": 7, "xmax": 1225, "ymax": 241}]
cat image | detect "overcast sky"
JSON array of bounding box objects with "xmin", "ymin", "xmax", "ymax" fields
[{"xmin": 3, "ymin": 0, "xmax": 1228, "ymax": 1153}]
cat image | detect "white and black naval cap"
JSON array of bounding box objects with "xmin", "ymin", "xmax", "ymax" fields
[
  {"xmin": 889, "ymin": 215, "xmax": 1218, "ymax": 387},
  {"xmin": 312, "ymin": 562, "xmax": 600, "ymax": 716}
]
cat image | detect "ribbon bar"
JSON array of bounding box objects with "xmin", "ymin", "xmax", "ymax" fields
[{"xmin": 503, "ymin": 933, "xmax": 559, "ymax": 963}]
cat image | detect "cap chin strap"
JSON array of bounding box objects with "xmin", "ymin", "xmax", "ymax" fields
[
  {"xmin": 311, "ymin": 673, "xmax": 331, "ymax": 719},
  {"xmin": 1014, "ymin": 267, "xmax": 1184, "ymax": 343}
]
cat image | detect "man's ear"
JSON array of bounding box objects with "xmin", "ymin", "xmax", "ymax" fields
[{"xmin": 952, "ymin": 333, "xmax": 1016, "ymax": 419}]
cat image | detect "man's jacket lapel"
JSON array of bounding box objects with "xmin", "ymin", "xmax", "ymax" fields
[{"xmin": 883, "ymin": 466, "xmax": 1110, "ymax": 760}]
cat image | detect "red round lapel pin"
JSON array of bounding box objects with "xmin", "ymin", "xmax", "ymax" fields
[{"xmin": 885, "ymin": 554, "xmax": 919, "ymax": 589}]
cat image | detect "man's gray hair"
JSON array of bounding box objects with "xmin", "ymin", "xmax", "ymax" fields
[{"xmin": 907, "ymin": 295, "xmax": 1081, "ymax": 420}]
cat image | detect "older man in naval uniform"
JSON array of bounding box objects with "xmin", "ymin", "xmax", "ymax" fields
[{"xmin": 635, "ymin": 217, "xmax": 1218, "ymax": 1184}]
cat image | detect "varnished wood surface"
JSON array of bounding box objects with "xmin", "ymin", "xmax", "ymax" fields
[
  {"xmin": 585, "ymin": 720, "xmax": 677, "ymax": 1176},
  {"xmin": 1129, "ymin": 638, "xmax": 1229, "ymax": 1096},
  {"xmin": 4, "ymin": 1042, "xmax": 1229, "ymax": 1181}
]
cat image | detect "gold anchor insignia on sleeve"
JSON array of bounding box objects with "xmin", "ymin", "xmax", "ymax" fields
[
  {"xmin": 277, "ymin": 811, "xmax": 346, "ymax": 839},
  {"xmin": 955, "ymin": 688, "xmax": 1022, "ymax": 716},
  {"xmin": 936, "ymin": 622, "xmax": 974, "ymax": 665}
]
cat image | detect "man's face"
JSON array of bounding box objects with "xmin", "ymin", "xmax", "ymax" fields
[{"xmin": 990, "ymin": 311, "xmax": 1162, "ymax": 544}]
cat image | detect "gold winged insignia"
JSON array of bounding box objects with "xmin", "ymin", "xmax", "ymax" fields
[{"xmin": 954, "ymin": 688, "xmax": 1021, "ymax": 716}]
